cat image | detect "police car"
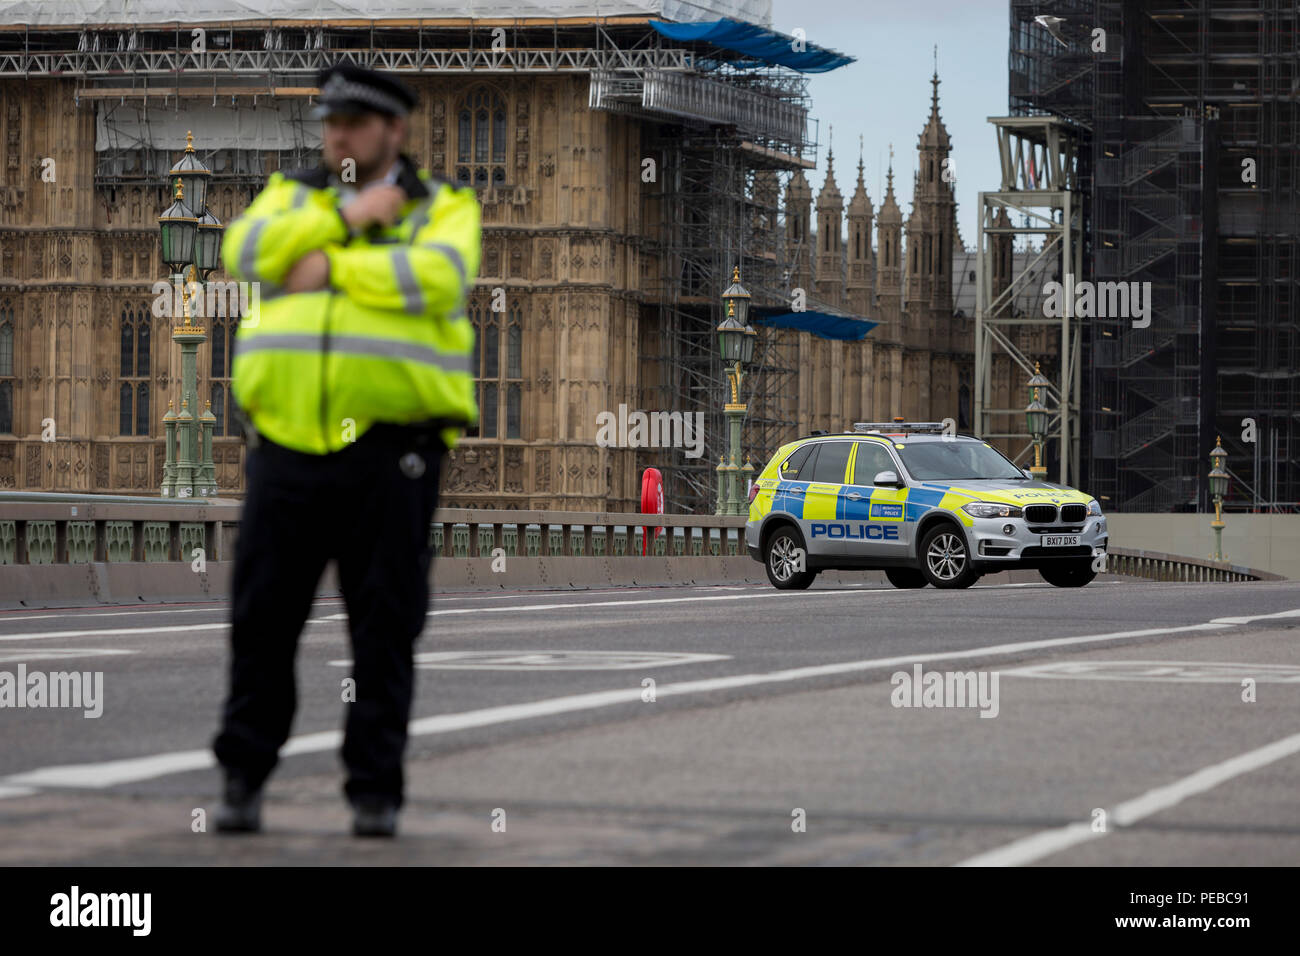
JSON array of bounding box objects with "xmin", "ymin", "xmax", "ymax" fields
[{"xmin": 746, "ymin": 421, "xmax": 1107, "ymax": 590}]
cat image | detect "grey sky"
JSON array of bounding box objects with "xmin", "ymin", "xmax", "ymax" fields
[{"xmin": 770, "ymin": 0, "xmax": 1010, "ymax": 252}]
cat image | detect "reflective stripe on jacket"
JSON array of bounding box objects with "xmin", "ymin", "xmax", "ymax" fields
[{"xmin": 225, "ymin": 154, "xmax": 480, "ymax": 454}]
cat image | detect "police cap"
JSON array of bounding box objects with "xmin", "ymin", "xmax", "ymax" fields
[{"xmin": 312, "ymin": 63, "xmax": 417, "ymax": 120}]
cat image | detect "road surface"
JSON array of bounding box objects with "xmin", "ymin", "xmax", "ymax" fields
[{"xmin": 1, "ymin": 577, "xmax": 1298, "ymax": 865}]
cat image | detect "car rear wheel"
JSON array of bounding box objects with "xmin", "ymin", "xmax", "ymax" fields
[
  {"xmin": 885, "ymin": 567, "xmax": 928, "ymax": 589},
  {"xmin": 764, "ymin": 526, "xmax": 816, "ymax": 590},
  {"xmin": 918, "ymin": 525, "xmax": 980, "ymax": 589},
  {"xmin": 1039, "ymin": 559, "xmax": 1097, "ymax": 588}
]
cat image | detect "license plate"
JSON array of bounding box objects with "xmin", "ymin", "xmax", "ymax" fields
[{"xmin": 1041, "ymin": 535, "xmax": 1080, "ymax": 547}]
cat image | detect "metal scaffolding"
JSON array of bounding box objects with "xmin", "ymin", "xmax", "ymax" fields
[
  {"xmin": 975, "ymin": 115, "xmax": 1085, "ymax": 486},
  {"xmin": 1011, "ymin": 0, "xmax": 1300, "ymax": 513},
  {"xmin": 632, "ymin": 69, "xmax": 812, "ymax": 511},
  {"xmin": 3, "ymin": 14, "xmax": 840, "ymax": 513}
]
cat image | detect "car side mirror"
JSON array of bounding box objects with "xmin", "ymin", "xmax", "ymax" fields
[
  {"xmin": 873, "ymin": 470, "xmax": 903, "ymax": 488},
  {"xmin": 1022, "ymin": 468, "xmax": 1034, "ymax": 479}
]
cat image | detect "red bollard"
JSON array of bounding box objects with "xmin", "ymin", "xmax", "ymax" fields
[{"xmin": 641, "ymin": 467, "xmax": 664, "ymax": 555}]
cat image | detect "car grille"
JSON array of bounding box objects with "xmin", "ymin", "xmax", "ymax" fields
[
  {"xmin": 1060, "ymin": 503, "xmax": 1087, "ymax": 522},
  {"xmin": 1028, "ymin": 525, "xmax": 1084, "ymax": 534},
  {"xmin": 1024, "ymin": 504, "xmax": 1058, "ymax": 524}
]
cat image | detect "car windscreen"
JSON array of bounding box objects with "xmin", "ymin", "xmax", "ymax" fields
[{"xmin": 895, "ymin": 441, "xmax": 1025, "ymax": 481}]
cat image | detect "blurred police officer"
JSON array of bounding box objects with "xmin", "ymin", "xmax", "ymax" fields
[{"xmin": 212, "ymin": 63, "xmax": 481, "ymax": 837}]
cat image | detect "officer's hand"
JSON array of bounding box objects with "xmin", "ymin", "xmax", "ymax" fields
[
  {"xmin": 284, "ymin": 250, "xmax": 331, "ymax": 293},
  {"xmin": 341, "ymin": 184, "xmax": 408, "ymax": 230}
]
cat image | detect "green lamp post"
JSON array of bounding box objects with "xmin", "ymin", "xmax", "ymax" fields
[
  {"xmin": 157, "ymin": 131, "xmax": 223, "ymax": 499},
  {"xmin": 717, "ymin": 267, "xmax": 756, "ymax": 515},
  {"xmin": 1025, "ymin": 361, "xmax": 1050, "ymax": 480},
  {"xmin": 1208, "ymin": 436, "xmax": 1229, "ymax": 561}
]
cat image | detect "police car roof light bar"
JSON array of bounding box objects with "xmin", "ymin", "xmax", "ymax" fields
[{"xmin": 852, "ymin": 421, "xmax": 950, "ymax": 435}]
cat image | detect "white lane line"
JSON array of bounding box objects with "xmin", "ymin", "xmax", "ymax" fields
[
  {"xmin": 0, "ymin": 785, "xmax": 38, "ymax": 800},
  {"xmin": 0, "ymin": 589, "xmax": 878, "ymax": 639},
  {"xmin": 0, "ymin": 619, "xmax": 1233, "ymax": 791},
  {"xmin": 1210, "ymin": 608, "xmax": 1300, "ymax": 626},
  {"xmin": 0, "ymin": 622, "xmax": 231, "ymax": 643},
  {"xmin": 316, "ymin": 588, "xmax": 878, "ymax": 621},
  {"xmin": 0, "ymin": 648, "xmax": 136, "ymax": 664},
  {"xmin": 0, "ymin": 605, "xmax": 234, "ymax": 623},
  {"xmin": 956, "ymin": 730, "xmax": 1300, "ymax": 867}
]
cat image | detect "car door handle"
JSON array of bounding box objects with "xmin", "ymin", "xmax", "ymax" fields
[{"xmin": 846, "ymin": 492, "xmax": 863, "ymax": 500}]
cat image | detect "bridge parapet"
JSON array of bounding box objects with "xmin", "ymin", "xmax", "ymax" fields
[{"xmin": 0, "ymin": 496, "xmax": 1283, "ymax": 608}]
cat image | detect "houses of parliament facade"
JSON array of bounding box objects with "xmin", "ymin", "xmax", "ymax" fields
[{"xmin": 0, "ymin": 70, "xmax": 1034, "ymax": 511}]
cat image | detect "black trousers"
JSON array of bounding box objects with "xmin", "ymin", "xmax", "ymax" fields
[{"xmin": 212, "ymin": 422, "xmax": 445, "ymax": 808}]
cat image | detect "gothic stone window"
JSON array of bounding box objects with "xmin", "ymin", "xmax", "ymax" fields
[
  {"xmin": 0, "ymin": 300, "xmax": 14, "ymax": 433},
  {"xmin": 210, "ymin": 307, "xmax": 240, "ymax": 436},
  {"xmin": 455, "ymin": 87, "xmax": 507, "ymax": 189},
  {"xmin": 468, "ymin": 296, "xmax": 523, "ymax": 439},
  {"xmin": 119, "ymin": 302, "xmax": 150, "ymax": 436}
]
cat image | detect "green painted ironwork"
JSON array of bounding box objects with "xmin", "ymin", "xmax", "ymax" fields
[
  {"xmin": 106, "ymin": 521, "xmax": 133, "ymax": 562},
  {"xmin": 142, "ymin": 522, "xmax": 170, "ymax": 562},
  {"xmin": 67, "ymin": 521, "xmax": 96, "ymax": 564},
  {"xmin": 179, "ymin": 523, "xmax": 205, "ymax": 564},
  {"xmin": 0, "ymin": 520, "xmax": 15, "ymax": 564},
  {"xmin": 26, "ymin": 520, "xmax": 55, "ymax": 564}
]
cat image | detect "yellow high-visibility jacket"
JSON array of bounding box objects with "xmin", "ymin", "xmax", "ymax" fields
[{"xmin": 223, "ymin": 153, "xmax": 480, "ymax": 454}]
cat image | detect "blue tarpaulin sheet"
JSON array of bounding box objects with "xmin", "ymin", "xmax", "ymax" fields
[
  {"xmin": 752, "ymin": 307, "xmax": 878, "ymax": 341},
  {"xmin": 650, "ymin": 18, "xmax": 855, "ymax": 73}
]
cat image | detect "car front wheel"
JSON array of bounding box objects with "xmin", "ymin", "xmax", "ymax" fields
[
  {"xmin": 764, "ymin": 526, "xmax": 817, "ymax": 590},
  {"xmin": 918, "ymin": 525, "xmax": 980, "ymax": 589},
  {"xmin": 1039, "ymin": 559, "xmax": 1097, "ymax": 588}
]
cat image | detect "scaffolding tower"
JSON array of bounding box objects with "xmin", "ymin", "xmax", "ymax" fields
[
  {"xmin": 975, "ymin": 116, "xmax": 1085, "ymax": 485},
  {"xmin": 615, "ymin": 63, "xmax": 815, "ymax": 511},
  {"xmin": 1011, "ymin": 0, "xmax": 1299, "ymax": 513}
]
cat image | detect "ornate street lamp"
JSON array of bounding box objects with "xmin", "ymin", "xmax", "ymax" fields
[
  {"xmin": 1025, "ymin": 361, "xmax": 1050, "ymax": 479},
  {"xmin": 1209, "ymin": 436, "xmax": 1229, "ymax": 561},
  {"xmin": 195, "ymin": 209, "xmax": 224, "ymax": 280},
  {"xmin": 169, "ymin": 131, "xmax": 212, "ymax": 221},
  {"xmin": 157, "ymin": 132, "xmax": 221, "ymax": 499},
  {"xmin": 716, "ymin": 267, "xmax": 755, "ymax": 516},
  {"xmin": 157, "ymin": 178, "xmax": 198, "ymax": 273}
]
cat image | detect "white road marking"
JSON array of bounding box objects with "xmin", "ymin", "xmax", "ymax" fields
[
  {"xmin": 328, "ymin": 650, "xmax": 733, "ymax": 671},
  {"xmin": 0, "ymin": 605, "xmax": 235, "ymax": 623},
  {"xmin": 0, "ymin": 785, "xmax": 38, "ymax": 800},
  {"xmin": 1002, "ymin": 660, "xmax": 1300, "ymax": 683},
  {"xmin": 0, "ymin": 589, "xmax": 876, "ymax": 639},
  {"xmin": 1210, "ymin": 608, "xmax": 1300, "ymax": 626},
  {"xmin": 0, "ymin": 648, "xmax": 136, "ymax": 664},
  {"xmin": 955, "ymin": 730, "xmax": 1300, "ymax": 867},
  {"xmin": 316, "ymin": 588, "xmax": 878, "ymax": 621},
  {"xmin": 0, "ymin": 618, "xmax": 1236, "ymax": 791},
  {"xmin": 0, "ymin": 623, "xmax": 231, "ymax": 643}
]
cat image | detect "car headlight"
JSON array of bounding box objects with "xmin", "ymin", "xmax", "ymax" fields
[
  {"xmin": 1086, "ymin": 499, "xmax": 1104, "ymax": 517},
  {"xmin": 962, "ymin": 502, "xmax": 1024, "ymax": 519}
]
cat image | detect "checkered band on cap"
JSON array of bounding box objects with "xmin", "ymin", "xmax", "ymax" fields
[{"xmin": 319, "ymin": 73, "xmax": 409, "ymax": 116}]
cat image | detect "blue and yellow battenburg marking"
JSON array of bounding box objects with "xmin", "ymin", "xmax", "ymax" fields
[{"xmin": 749, "ymin": 453, "xmax": 976, "ymax": 528}]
